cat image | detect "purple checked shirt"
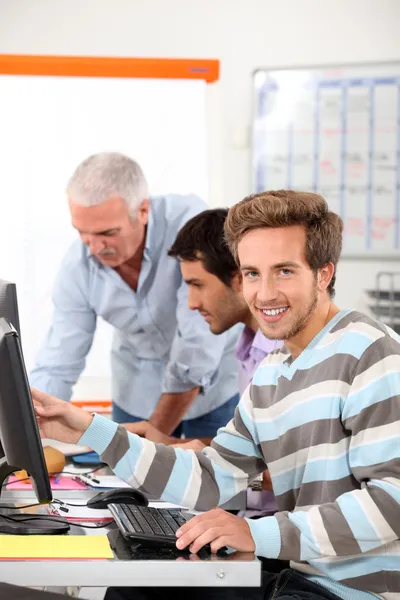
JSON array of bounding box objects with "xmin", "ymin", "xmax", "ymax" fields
[{"xmin": 236, "ymin": 327, "xmax": 282, "ymax": 514}]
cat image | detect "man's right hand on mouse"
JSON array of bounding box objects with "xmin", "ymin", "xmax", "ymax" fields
[{"xmin": 31, "ymin": 387, "xmax": 94, "ymax": 444}]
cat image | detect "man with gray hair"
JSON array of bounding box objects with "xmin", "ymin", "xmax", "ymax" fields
[{"xmin": 30, "ymin": 152, "xmax": 240, "ymax": 438}]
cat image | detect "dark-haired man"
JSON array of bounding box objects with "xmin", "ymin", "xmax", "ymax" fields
[
  {"xmin": 170, "ymin": 209, "xmax": 281, "ymax": 400},
  {"xmin": 124, "ymin": 209, "xmax": 281, "ymax": 460}
]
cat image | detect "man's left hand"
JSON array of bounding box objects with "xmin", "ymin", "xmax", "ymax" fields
[
  {"xmin": 175, "ymin": 508, "xmax": 255, "ymax": 554},
  {"xmin": 123, "ymin": 421, "xmax": 174, "ymax": 444}
]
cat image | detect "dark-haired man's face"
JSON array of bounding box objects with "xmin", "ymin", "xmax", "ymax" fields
[
  {"xmin": 180, "ymin": 259, "xmax": 248, "ymax": 335},
  {"xmin": 238, "ymin": 225, "xmax": 333, "ymax": 352}
]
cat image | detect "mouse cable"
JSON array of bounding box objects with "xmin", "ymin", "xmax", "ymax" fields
[
  {"xmin": 52, "ymin": 498, "xmax": 91, "ymax": 509},
  {"xmin": 0, "ymin": 499, "xmax": 88, "ymax": 511}
]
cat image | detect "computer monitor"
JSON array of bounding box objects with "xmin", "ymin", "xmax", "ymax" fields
[
  {"xmin": 0, "ymin": 317, "xmax": 51, "ymax": 503},
  {"xmin": 0, "ymin": 279, "xmax": 21, "ymax": 338}
]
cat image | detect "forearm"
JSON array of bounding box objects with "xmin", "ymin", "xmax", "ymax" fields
[
  {"xmin": 78, "ymin": 412, "xmax": 260, "ymax": 510},
  {"xmin": 79, "ymin": 414, "xmax": 223, "ymax": 510},
  {"xmin": 149, "ymin": 387, "xmax": 200, "ymax": 435}
]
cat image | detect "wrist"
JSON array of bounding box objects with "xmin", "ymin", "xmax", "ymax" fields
[
  {"xmin": 70, "ymin": 403, "xmax": 94, "ymax": 437},
  {"xmin": 78, "ymin": 413, "xmax": 119, "ymax": 453}
]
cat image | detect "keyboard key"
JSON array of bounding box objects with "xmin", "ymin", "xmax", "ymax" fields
[
  {"xmin": 123, "ymin": 505, "xmax": 153, "ymax": 534},
  {"xmin": 169, "ymin": 511, "xmax": 188, "ymax": 526},
  {"xmin": 160, "ymin": 511, "xmax": 180, "ymax": 533},
  {"xmin": 151, "ymin": 509, "xmax": 175, "ymax": 535},
  {"xmin": 138, "ymin": 507, "xmax": 164, "ymax": 535}
]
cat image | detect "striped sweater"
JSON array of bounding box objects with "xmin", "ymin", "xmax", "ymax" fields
[{"xmin": 80, "ymin": 310, "xmax": 400, "ymax": 600}]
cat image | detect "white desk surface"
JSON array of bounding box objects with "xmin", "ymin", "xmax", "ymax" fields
[{"xmin": 0, "ymin": 490, "xmax": 261, "ymax": 589}]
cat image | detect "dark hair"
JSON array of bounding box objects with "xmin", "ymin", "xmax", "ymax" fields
[
  {"xmin": 224, "ymin": 190, "xmax": 343, "ymax": 297},
  {"xmin": 168, "ymin": 209, "xmax": 238, "ymax": 286}
]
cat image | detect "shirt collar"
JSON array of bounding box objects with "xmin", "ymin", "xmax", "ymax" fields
[
  {"xmin": 236, "ymin": 326, "xmax": 281, "ymax": 361},
  {"xmin": 143, "ymin": 198, "xmax": 156, "ymax": 261},
  {"xmin": 235, "ymin": 326, "xmax": 256, "ymax": 361},
  {"xmin": 252, "ymin": 328, "xmax": 280, "ymax": 353}
]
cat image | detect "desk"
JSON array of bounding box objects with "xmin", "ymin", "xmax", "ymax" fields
[{"xmin": 0, "ymin": 491, "xmax": 261, "ymax": 590}]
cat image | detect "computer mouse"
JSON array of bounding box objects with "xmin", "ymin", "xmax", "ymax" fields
[{"xmin": 87, "ymin": 488, "xmax": 149, "ymax": 509}]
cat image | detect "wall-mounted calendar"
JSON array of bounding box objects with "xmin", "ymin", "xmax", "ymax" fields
[{"xmin": 252, "ymin": 63, "xmax": 400, "ymax": 257}]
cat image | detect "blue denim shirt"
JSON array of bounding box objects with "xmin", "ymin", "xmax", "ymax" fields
[{"xmin": 30, "ymin": 194, "xmax": 240, "ymax": 420}]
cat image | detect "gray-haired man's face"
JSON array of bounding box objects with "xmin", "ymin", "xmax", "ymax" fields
[{"xmin": 69, "ymin": 196, "xmax": 149, "ymax": 267}]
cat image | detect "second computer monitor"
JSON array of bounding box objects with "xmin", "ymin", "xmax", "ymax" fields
[{"xmin": 0, "ymin": 279, "xmax": 21, "ymax": 338}]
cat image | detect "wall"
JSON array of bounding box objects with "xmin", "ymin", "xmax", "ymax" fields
[{"xmin": 0, "ymin": 0, "xmax": 399, "ymax": 313}]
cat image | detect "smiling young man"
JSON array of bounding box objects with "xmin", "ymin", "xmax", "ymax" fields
[{"xmin": 32, "ymin": 190, "xmax": 400, "ymax": 600}]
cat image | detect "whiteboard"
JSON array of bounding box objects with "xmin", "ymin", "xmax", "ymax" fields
[
  {"xmin": 252, "ymin": 63, "xmax": 400, "ymax": 258},
  {"xmin": 0, "ymin": 76, "xmax": 208, "ymax": 388}
]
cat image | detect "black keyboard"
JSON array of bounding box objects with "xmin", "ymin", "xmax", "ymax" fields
[{"xmin": 108, "ymin": 503, "xmax": 191, "ymax": 547}]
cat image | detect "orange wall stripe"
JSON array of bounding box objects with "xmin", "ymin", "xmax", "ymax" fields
[
  {"xmin": 72, "ymin": 399, "xmax": 112, "ymax": 414},
  {"xmin": 0, "ymin": 54, "xmax": 219, "ymax": 83}
]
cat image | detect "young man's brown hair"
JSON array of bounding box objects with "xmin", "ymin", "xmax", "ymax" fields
[{"xmin": 224, "ymin": 190, "xmax": 343, "ymax": 297}]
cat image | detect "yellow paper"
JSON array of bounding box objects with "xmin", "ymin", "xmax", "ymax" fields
[{"xmin": 0, "ymin": 535, "xmax": 114, "ymax": 559}]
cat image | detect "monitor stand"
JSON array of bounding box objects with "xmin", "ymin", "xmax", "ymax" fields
[
  {"xmin": 0, "ymin": 514, "xmax": 70, "ymax": 534},
  {"xmin": 0, "ymin": 460, "xmax": 70, "ymax": 535},
  {"xmin": 0, "ymin": 461, "xmax": 21, "ymax": 492}
]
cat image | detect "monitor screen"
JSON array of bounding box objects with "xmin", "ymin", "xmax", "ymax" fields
[
  {"xmin": 0, "ymin": 318, "xmax": 52, "ymax": 503},
  {"xmin": 0, "ymin": 279, "xmax": 21, "ymax": 338}
]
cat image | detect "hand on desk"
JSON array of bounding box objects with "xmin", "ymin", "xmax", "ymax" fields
[
  {"xmin": 31, "ymin": 388, "xmax": 93, "ymax": 444},
  {"xmin": 175, "ymin": 508, "xmax": 255, "ymax": 555},
  {"xmin": 123, "ymin": 422, "xmax": 206, "ymax": 451},
  {"xmin": 172, "ymin": 439, "xmax": 205, "ymax": 451},
  {"xmin": 123, "ymin": 421, "xmax": 173, "ymax": 444}
]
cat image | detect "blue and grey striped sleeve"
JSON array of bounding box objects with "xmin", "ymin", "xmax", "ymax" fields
[
  {"xmin": 247, "ymin": 335, "xmax": 400, "ymax": 562},
  {"xmin": 78, "ymin": 388, "xmax": 267, "ymax": 511}
]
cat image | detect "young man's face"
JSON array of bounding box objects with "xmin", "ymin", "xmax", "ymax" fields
[
  {"xmin": 180, "ymin": 257, "xmax": 248, "ymax": 334},
  {"xmin": 69, "ymin": 196, "xmax": 149, "ymax": 267},
  {"xmin": 238, "ymin": 225, "xmax": 323, "ymax": 342}
]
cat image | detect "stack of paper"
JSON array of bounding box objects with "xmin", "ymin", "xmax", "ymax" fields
[
  {"xmin": 46, "ymin": 504, "xmax": 113, "ymax": 523},
  {"xmin": 76, "ymin": 475, "xmax": 131, "ymax": 489}
]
